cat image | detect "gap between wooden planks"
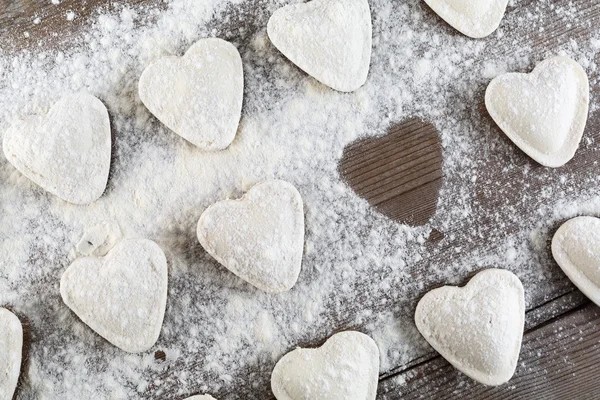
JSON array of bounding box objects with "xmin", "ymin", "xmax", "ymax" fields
[{"xmin": 3, "ymin": 0, "xmax": 600, "ymax": 398}]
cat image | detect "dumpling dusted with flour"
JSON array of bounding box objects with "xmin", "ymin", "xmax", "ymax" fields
[
  {"xmin": 197, "ymin": 180, "xmax": 304, "ymax": 293},
  {"xmin": 267, "ymin": 0, "xmax": 372, "ymax": 92},
  {"xmin": 271, "ymin": 331, "xmax": 379, "ymax": 399},
  {"xmin": 2, "ymin": 93, "xmax": 111, "ymax": 204},
  {"xmin": 485, "ymin": 56, "xmax": 589, "ymax": 167},
  {"xmin": 139, "ymin": 38, "xmax": 244, "ymax": 150},
  {"xmin": 415, "ymin": 269, "xmax": 525, "ymax": 386}
]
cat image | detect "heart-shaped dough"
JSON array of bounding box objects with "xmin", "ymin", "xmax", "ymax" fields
[
  {"xmin": 197, "ymin": 180, "xmax": 304, "ymax": 293},
  {"xmin": 185, "ymin": 396, "xmax": 216, "ymax": 400},
  {"xmin": 0, "ymin": 308, "xmax": 22, "ymax": 399},
  {"xmin": 139, "ymin": 38, "xmax": 243, "ymax": 150},
  {"xmin": 2, "ymin": 93, "xmax": 111, "ymax": 204},
  {"xmin": 424, "ymin": 0, "xmax": 508, "ymax": 38},
  {"xmin": 60, "ymin": 238, "xmax": 168, "ymax": 353},
  {"xmin": 415, "ymin": 269, "xmax": 525, "ymax": 386},
  {"xmin": 271, "ymin": 331, "xmax": 379, "ymax": 400},
  {"xmin": 485, "ymin": 56, "xmax": 589, "ymax": 168},
  {"xmin": 552, "ymin": 216, "xmax": 600, "ymax": 306},
  {"xmin": 267, "ymin": 0, "xmax": 372, "ymax": 92}
]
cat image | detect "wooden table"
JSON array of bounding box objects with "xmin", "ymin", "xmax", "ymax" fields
[{"xmin": 2, "ymin": 0, "xmax": 600, "ymax": 399}]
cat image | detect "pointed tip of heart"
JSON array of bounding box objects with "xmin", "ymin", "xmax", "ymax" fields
[
  {"xmin": 415, "ymin": 269, "xmax": 524, "ymax": 386},
  {"xmin": 138, "ymin": 38, "xmax": 243, "ymax": 151},
  {"xmin": 424, "ymin": 0, "xmax": 509, "ymax": 38}
]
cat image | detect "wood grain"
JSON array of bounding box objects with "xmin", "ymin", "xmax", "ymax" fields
[
  {"xmin": 0, "ymin": 0, "xmax": 159, "ymax": 51},
  {"xmin": 339, "ymin": 119, "xmax": 443, "ymax": 226},
  {"xmin": 3, "ymin": 0, "xmax": 600, "ymax": 399},
  {"xmin": 378, "ymin": 301, "xmax": 600, "ymax": 400}
]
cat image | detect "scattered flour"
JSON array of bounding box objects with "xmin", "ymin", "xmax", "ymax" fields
[{"xmin": 0, "ymin": 0, "xmax": 599, "ymax": 398}]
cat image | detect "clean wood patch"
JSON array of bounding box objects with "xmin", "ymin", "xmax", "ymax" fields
[{"xmin": 338, "ymin": 118, "xmax": 443, "ymax": 226}]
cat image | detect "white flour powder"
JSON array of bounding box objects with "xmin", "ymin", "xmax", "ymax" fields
[{"xmin": 0, "ymin": 0, "xmax": 599, "ymax": 398}]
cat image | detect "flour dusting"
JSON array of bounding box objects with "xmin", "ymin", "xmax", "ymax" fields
[{"xmin": 0, "ymin": 0, "xmax": 599, "ymax": 398}]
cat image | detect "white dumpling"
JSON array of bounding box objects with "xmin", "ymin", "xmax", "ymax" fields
[
  {"xmin": 60, "ymin": 238, "xmax": 168, "ymax": 353},
  {"xmin": 415, "ymin": 269, "xmax": 525, "ymax": 386},
  {"xmin": 271, "ymin": 331, "xmax": 379, "ymax": 400},
  {"xmin": 267, "ymin": 0, "xmax": 371, "ymax": 92},
  {"xmin": 2, "ymin": 93, "xmax": 111, "ymax": 204},
  {"xmin": 552, "ymin": 216, "xmax": 600, "ymax": 305},
  {"xmin": 197, "ymin": 180, "xmax": 304, "ymax": 293},
  {"xmin": 485, "ymin": 56, "xmax": 589, "ymax": 167},
  {"xmin": 424, "ymin": 0, "xmax": 509, "ymax": 38},
  {"xmin": 139, "ymin": 38, "xmax": 244, "ymax": 150}
]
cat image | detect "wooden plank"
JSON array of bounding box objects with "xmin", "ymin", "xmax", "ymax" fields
[
  {"xmin": 2, "ymin": 0, "xmax": 600, "ymax": 398},
  {"xmin": 0, "ymin": 0, "xmax": 158, "ymax": 51},
  {"xmin": 378, "ymin": 301, "xmax": 600, "ymax": 399}
]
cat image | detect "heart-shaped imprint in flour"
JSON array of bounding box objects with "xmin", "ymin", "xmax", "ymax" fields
[
  {"xmin": 2, "ymin": 93, "xmax": 111, "ymax": 204},
  {"xmin": 197, "ymin": 180, "xmax": 304, "ymax": 293},
  {"xmin": 338, "ymin": 118, "xmax": 443, "ymax": 226},
  {"xmin": 0, "ymin": 308, "xmax": 22, "ymax": 399},
  {"xmin": 485, "ymin": 56, "xmax": 589, "ymax": 168},
  {"xmin": 267, "ymin": 0, "xmax": 371, "ymax": 92},
  {"xmin": 271, "ymin": 331, "xmax": 379, "ymax": 400},
  {"xmin": 415, "ymin": 269, "xmax": 525, "ymax": 386},
  {"xmin": 424, "ymin": 0, "xmax": 508, "ymax": 38},
  {"xmin": 139, "ymin": 38, "xmax": 243, "ymax": 150},
  {"xmin": 552, "ymin": 216, "xmax": 600, "ymax": 306},
  {"xmin": 60, "ymin": 238, "xmax": 168, "ymax": 353}
]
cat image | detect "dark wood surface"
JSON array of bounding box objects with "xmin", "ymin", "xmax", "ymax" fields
[
  {"xmin": 339, "ymin": 119, "xmax": 443, "ymax": 226},
  {"xmin": 3, "ymin": 0, "xmax": 600, "ymax": 399}
]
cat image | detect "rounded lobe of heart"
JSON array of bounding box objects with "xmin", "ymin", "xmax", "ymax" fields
[
  {"xmin": 424, "ymin": 0, "xmax": 508, "ymax": 38},
  {"xmin": 271, "ymin": 331, "xmax": 379, "ymax": 400},
  {"xmin": 267, "ymin": 0, "xmax": 372, "ymax": 92},
  {"xmin": 2, "ymin": 93, "xmax": 111, "ymax": 204},
  {"xmin": 552, "ymin": 216, "xmax": 600, "ymax": 306},
  {"xmin": 197, "ymin": 180, "xmax": 304, "ymax": 293},
  {"xmin": 0, "ymin": 308, "xmax": 22, "ymax": 400},
  {"xmin": 185, "ymin": 396, "xmax": 217, "ymax": 400},
  {"xmin": 485, "ymin": 56, "xmax": 589, "ymax": 168},
  {"xmin": 60, "ymin": 238, "xmax": 168, "ymax": 353},
  {"xmin": 138, "ymin": 38, "xmax": 243, "ymax": 151},
  {"xmin": 415, "ymin": 269, "xmax": 525, "ymax": 386}
]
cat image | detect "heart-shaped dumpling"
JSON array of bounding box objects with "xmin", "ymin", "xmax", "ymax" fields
[
  {"xmin": 424, "ymin": 0, "xmax": 508, "ymax": 38},
  {"xmin": 0, "ymin": 308, "xmax": 22, "ymax": 399},
  {"xmin": 60, "ymin": 238, "xmax": 168, "ymax": 353},
  {"xmin": 2, "ymin": 93, "xmax": 111, "ymax": 204},
  {"xmin": 267, "ymin": 0, "xmax": 372, "ymax": 92},
  {"xmin": 485, "ymin": 56, "xmax": 589, "ymax": 168},
  {"xmin": 139, "ymin": 38, "xmax": 243, "ymax": 150},
  {"xmin": 271, "ymin": 331, "xmax": 379, "ymax": 400},
  {"xmin": 197, "ymin": 180, "xmax": 304, "ymax": 293},
  {"xmin": 415, "ymin": 269, "xmax": 525, "ymax": 386},
  {"xmin": 552, "ymin": 216, "xmax": 600, "ymax": 305}
]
